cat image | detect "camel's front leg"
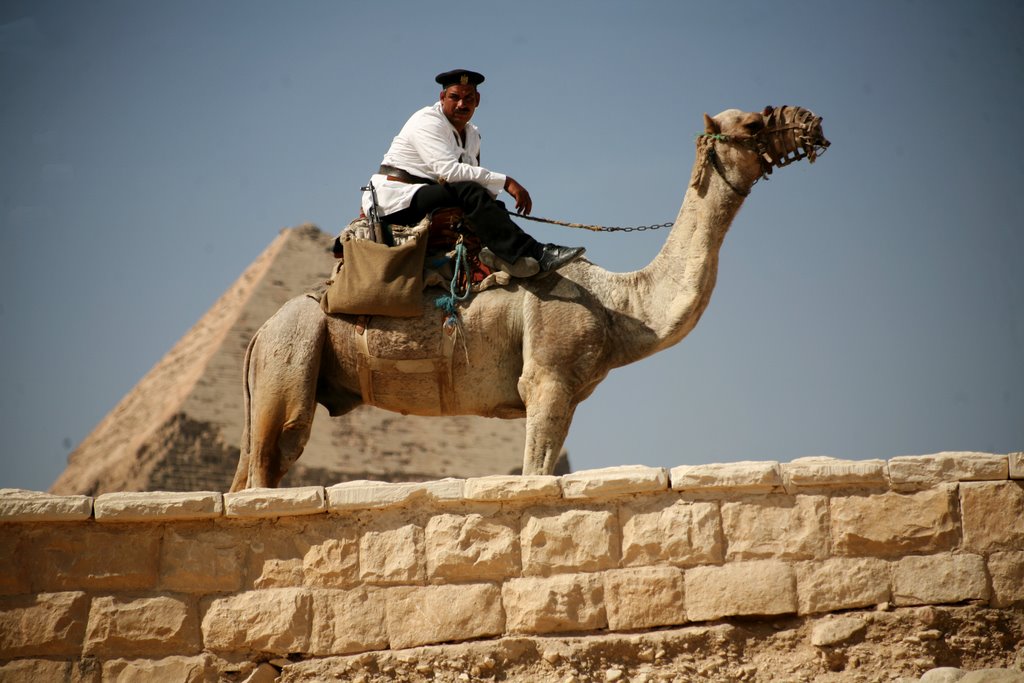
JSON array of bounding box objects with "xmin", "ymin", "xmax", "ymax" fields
[{"xmin": 521, "ymin": 379, "xmax": 578, "ymax": 475}]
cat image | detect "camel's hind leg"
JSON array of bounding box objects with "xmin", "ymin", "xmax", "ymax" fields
[{"xmin": 231, "ymin": 296, "xmax": 328, "ymax": 490}]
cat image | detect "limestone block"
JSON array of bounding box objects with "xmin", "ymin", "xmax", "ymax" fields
[
  {"xmin": 302, "ymin": 531, "xmax": 361, "ymax": 588},
  {"xmin": 795, "ymin": 557, "xmax": 891, "ymax": 614},
  {"xmin": 326, "ymin": 478, "xmax": 464, "ymax": 511},
  {"xmin": 830, "ymin": 486, "xmax": 959, "ymax": 557},
  {"xmin": 84, "ymin": 594, "xmax": 200, "ymax": 657},
  {"xmin": 245, "ymin": 518, "xmax": 319, "ymax": 589},
  {"xmin": 889, "ymin": 452, "xmax": 1009, "ymax": 489},
  {"xmin": 670, "ymin": 461, "xmax": 782, "ymax": 494},
  {"xmin": 425, "ymin": 513, "xmax": 519, "ymax": 581},
  {"xmin": 684, "ymin": 560, "xmax": 797, "ymax": 621},
  {"xmin": 224, "ymin": 486, "xmax": 325, "ymax": 518},
  {"xmin": 603, "ymin": 566, "xmax": 687, "ymax": 630},
  {"xmin": 781, "ymin": 457, "xmax": 887, "ymax": 491},
  {"xmin": 359, "ymin": 523, "xmax": 425, "ymax": 584},
  {"xmin": 24, "ymin": 526, "xmax": 160, "ymax": 591},
  {"xmin": 309, "ymin": 587, "xmax": 388, "ymax": 655},
  {"xmin": 0, "ymin": 489, "xmax": 92, "ymax": 521},
  {"xmin": 721, "ymin": 495, "xmax": 829, "ymax": 561},
  {"xmin": 561, "ymin": 465, "xmax": 668, "ymax": 499},
  {"xmin": 161, "ymin": 528, "xmax": 245, "ymax": 593},
  {"xmin": 892, "ymin": 553, "xmax": 989, "ymax": 606},
  {"xmin": 988, "ymin": 551, "xmax": 1024, "ymax": 607},
  {"xmin": 384, "ymin": 583, "xmax": 504, "ymax": 649},
  {"xmin": 101, "ymin": 655, "xmax": 220, "ymax": 683},
  {"xmin": 0, "ymin": 661, "xmax": 74, "ymax": 682},
  {"xmin": 0, "ymin": 591, "xmax": 89, "ymax": 657},
  {"xmin": 464, "ymin": 475, "xmax": 562, "ymax": 502},
  {"xmin": 521, "ymin": 509, "xmax": 619, "ymax": 576},
  {"xmin": 0, "ymin": 530, "xmax": 29, "ymax": 595},
  {"xmin": 1010, "ymin": 452, "xmax": 1023, "ymax": 480},
  {"xmin": 94, "ymin": 491, "xmax": 223, "ymax": 522},
  {"xmin": 503, "ymin": 573, "xmax": 606, "ymax": 634},
  {"xmin": 960, "ymin": 481, "xmax": 1024, "ymax": 553},
  {"xmin": 620, "ymin": 496, "xmax": 722, "ymax": 567},
  {"xmin": 201, "ymin": 587, "xmax": 311, "ymax": 655}
]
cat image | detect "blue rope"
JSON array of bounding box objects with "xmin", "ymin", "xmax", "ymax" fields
[{"xmin": 434, "ymin": 242, "xmax": 472, "ymax": 325}]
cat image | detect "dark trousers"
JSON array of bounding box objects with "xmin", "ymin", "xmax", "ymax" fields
[{"xmin": 382, "ymin": 181, "xmax": 540, "ymax": 263}]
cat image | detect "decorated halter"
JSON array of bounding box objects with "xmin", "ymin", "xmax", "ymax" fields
[{"xmin": 694, "ymin": 105, "xmax": 831, "ymax": 196}]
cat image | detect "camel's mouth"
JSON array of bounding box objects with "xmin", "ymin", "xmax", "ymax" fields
[{"xmin": 756, "ymin": 105, "xmax": 830, "ymax": 176}]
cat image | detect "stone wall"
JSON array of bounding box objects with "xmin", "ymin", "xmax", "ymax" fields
[{"xmin": 2, "ymin": 452, "xmax": 1022, "ymax": 682}]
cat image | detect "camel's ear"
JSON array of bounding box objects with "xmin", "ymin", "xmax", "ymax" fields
[
  {"xmin": 703, "ymin": 113, "xmax": 720, "ymax": 135},
  {"xmin": 762, "ymin": 105, "xmax": 774, "ymax": 117}
]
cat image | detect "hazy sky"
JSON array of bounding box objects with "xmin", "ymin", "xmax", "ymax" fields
[{"xmin": 1, "ymin": 1, "xmax": 1021, "ymax": 492}]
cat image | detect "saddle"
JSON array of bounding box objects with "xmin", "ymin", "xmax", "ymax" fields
[{"xmin": 333, "ymin": 208, "xmax": 494, "ymax": 286}]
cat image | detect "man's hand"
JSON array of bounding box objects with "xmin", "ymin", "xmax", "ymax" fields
[{"xmin": 504, "ymin": 177, "xmax": 533, "ymax": 215}]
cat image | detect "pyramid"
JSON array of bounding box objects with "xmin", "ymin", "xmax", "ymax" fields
[{"xmin": 50, "ymin": 225, "xmax": 556, "ymax": 496}]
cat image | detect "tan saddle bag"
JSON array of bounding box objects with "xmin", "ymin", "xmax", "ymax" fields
[{"xmin": 320, "ymin": 219, "xmax": 430, "ymax": 318}]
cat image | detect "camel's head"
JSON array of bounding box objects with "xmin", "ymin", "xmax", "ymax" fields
[{"xmin": 695, "ymin": 106, "xmax": 829, "ymax": 193}]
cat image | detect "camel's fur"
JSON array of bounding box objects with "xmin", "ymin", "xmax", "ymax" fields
[{"xmin": 230, "ymin": 108, "xmax": 817, "ymax": 490}]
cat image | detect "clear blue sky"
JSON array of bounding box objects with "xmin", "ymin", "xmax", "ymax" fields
[{"xmin": 1, "ymin": 1, "xmax": 1021, "ymax": 492}]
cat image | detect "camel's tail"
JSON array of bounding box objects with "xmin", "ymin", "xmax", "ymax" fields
[{"xmin": 229, "ymin": 328, "xmax": 262, "ymax": 492}]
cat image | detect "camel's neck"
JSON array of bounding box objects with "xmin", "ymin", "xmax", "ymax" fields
[{"xmin": 599, "ymin": 152, "xmax": 750, "ymax": 367}]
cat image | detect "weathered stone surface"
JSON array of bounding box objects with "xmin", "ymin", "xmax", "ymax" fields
[
  {"xmin": 24, "ymin": 526, "xmax": 160, "ymax": 591},
  {"xmin": 561, "ymin": 466, "xmax": 668, "ymax": 499},
  {"xmin": 960, "ymin": 481, "xmax": 1024, "ymax": 553},
  {"xmin": 685, "ymin": 560, "xmax": 797, "ymax": 621},
  {"xmin": 0, "ymin": 660, "xmax": 74, "ymax": 682},
  {"xmin": 1010, "ymin": 452, "xmax": 1023, "ymax": 480},
  {"xmin": 0, "ymin": 591, "xmax": 89, "ymax": 657},
  {"xmin": 782, "ymin": 457, "xmax": 887, "ymax": 491},
  {"xmin": 892, "ymin": 553, "xmax": 989, "ymax": 606},
  {"xmin": 603, "ymin": 566, "xmax": 687, "ymax": 631},
  {"xmin": 161, "ymin": 528, "xmax": 245, "ymax": 593},
  {"xmin": 830, "ymin": 486, "xmax": 959, "ymax": 557},
  {"xmin": 84, "ymin": 594, "xmax": 199, "ymax": 656},
  {"xmin": 224, "ymin": 486, "xmax": 325, "ymax": 518},
  {"xmin": 722, "ymin": 495, "xmax": 829, "ymax": 560},
  {"xmin": 327, "ymin": 479, "xmax": 464, "ymax": 511},
  {"xmin": 243, "ymin": 518, "xmax": 320, "ymax": 589},
  {"xmin": 521, "ymin": 509, "xmax": 619, "ymax": 576},
  {"xmin": 889, "ymin": 452, "xmax": 1009, "ymax": 489},
  {"xmin": 0, "ymin": 489, "xmax": 92, "ymax": 521},
  {"xmin": 302, "ymin": 530, "xmax": 361, "ymax": 588},
  {"xmin": 670, "ymin": 461, "xmax": 782, "ymax": 494},
  {"xmin": 960, "ymin": 670, "xmax": 1024, "ymax": 683},
  {"xmin": 425, "ymin": 513, "xmax": 519, "ymax": 581},
  {"xmin": 0, "ymin": 531, "xmax": 29, "ymax": 595},
  {"xmin": 309, "ymin": 587, "xmax": 388, "ymax": 655},
  {"xmin": 384, "ymin": 583, "xmax": 504, "ymax": 649},
  {"xmin": 464, "ymin": 475, "xmax": 561, "ymax": 502},
  {"xmin": 503, "ymin": 573, "xmax": 606, "ymax": 634},
  {"xmin": 201, "ymin": 587, "xmax": 311, "ymax": 654},
  {"xmin": 101, "ymin": 654, "xmax": 222, "ymax": 682},
  {"xmin": 795, "ymin": 557, "xmax": 891, "ymax": 614},
  {"xmin": 94, "ymin": 491, "xmax": 223, "ymax": 522},
  {"xmin": 359, "ymin": 523, "xmax": 425, "ymax": 584},
  {"xmin": 810, "ymin": 615, "xmax": 866, "ymax": 646},
  {"xmin": 987, "ymin": 551, "xmax": 1024, "ymax": 607},
  {"xmin": 619, "ymin": 496, "xmax": 722, "ymax": 567}
]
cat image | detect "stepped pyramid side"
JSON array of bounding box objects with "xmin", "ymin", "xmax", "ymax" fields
[{"xmin": 51, "ymin": 225, "xmax": 536, "ymax": 496}]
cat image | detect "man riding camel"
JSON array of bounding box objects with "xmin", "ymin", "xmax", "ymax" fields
[{"xmin": 361, "ymin": 69, "xmax": 585, "ymax": 278}]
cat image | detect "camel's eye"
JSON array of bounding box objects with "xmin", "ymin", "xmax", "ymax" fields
[{"xmin": 744, "ymin": 120, "xmax": 765, "ymax": 134}]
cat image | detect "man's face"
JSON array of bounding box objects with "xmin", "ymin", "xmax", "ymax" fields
[{"xmin": 439, "ymin": 84, "xmax": 480, "ymax": 130}]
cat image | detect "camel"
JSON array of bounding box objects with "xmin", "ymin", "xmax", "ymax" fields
[{"xmin": 230, "ymin": 105, "xmax": 829, "ymax": 490}]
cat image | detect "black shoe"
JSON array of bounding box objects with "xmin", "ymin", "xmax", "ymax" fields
[{"xmin": 537, "ymin": 244, "xmax": 586, "ymax": 272}]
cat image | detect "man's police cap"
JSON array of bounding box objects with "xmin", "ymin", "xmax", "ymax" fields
[{"xmin": 435, "ymin": 69, "xmax": 485, "ymax": 88}]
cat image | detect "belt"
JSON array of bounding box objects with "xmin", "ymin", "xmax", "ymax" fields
[{"xmin": 379, "ymin": 164, "xmax": 437, "ymax": 185}]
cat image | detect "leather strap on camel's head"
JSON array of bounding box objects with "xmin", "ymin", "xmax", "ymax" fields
[{"xmin": 693, "ymin": 105, "xmax": 830, "ymax": 195}]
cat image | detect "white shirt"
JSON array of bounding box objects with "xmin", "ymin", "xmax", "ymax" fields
[{"xmin": 361, "ymin": 102, "xmax": 507, "ymax": 218}]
